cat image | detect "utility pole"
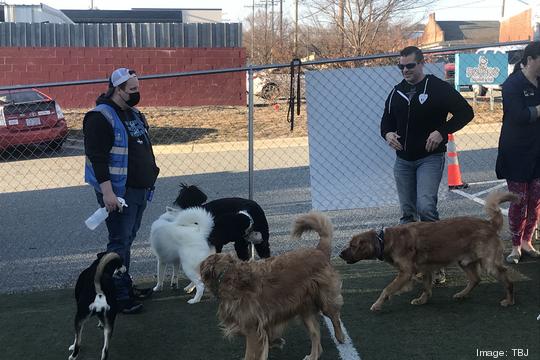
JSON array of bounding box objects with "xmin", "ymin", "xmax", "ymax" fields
[
  {"xmin": 338, "ymin": 0, "xmax": 344, "ymax": 53},
  {"xmin": 501, "ymin": 0, "xmax": 505, "ymax": 18},
  {"xmin": 271, "ymin": 0, "xmax": 274, "ymax": 61},
  {"xmin": 294, "ymin": 0, "xmax": 299, "ymax": 57},
  {"xmin": 264, "ymin": 0, "xmax": 268, "ymax": 61},
  {"xmin": 279, "ymin": 0, "xmax": 283, "ymax": 48},
  {"xmin": 251, "ymin": 0, "xmax": 255, "ymax": 60}
]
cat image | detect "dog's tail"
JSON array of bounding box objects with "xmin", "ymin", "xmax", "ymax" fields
[
  {"xmin": 90, "ymin": 252, "xmax": 123, "ymax": 313},
  {"xmin": 174, "ymin": 183, "xmax": 208, "ymax": 209},
  {"xmin": 173, "ymin": 206, "xmax": 215, "ymax": 239},
  {"xmin": 485, "ymin": 191, "xmax": 519, "ymax": 231},
  {"xmin": 292, "ymin": 212, "xmax": 333, "ymax": 258}
]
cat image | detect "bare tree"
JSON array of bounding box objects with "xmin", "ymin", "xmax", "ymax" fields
[
  {"xmin": 244, "ymin": 9, "xmax": 294, "ymax": 64},
  {"xmin": 301, "ymin": 0, "xmax": 436, "ymax": 57}
]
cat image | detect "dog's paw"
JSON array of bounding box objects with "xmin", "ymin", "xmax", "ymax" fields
[
  {"xmin": 335, "ymin": 329, "xmax": 345, "ymax": 344},
  {"xmin": 410, "ymin": 297, "xmax": 427, "ymax": 305},
  {"xmin": 370, "ymin": 303, "xmax": 382, "ymax": 312},
  {"xmin": 452, "ymin": 292, "xmax": 467, "ymax": 300},
  {"xmin": 153, "ymin": 284, "xmax": 163, "ymax": 292},
  {"xmin": 500, "ymin": 299, "xmax": 514, "ymax": 307},
  {"xmin": 68, "ymin": 344, "xmax": 75, "ymax": 351},
  {"xmin": 187, "ymin": 298, "xmax": 200, "ymax": 304},
  {"xmin": 68, "ymin": 355, "xmax": 77, "ymax": 360},
  {"xmin": 97, "ymin": 320, "xmax": 104, "ymax": 329},
  {"xmin": 184, "ymin": 284, "xmax": 195, "ymax": 294}
]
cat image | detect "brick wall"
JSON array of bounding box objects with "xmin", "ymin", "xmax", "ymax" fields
[
  {"xmin": 419, "ymin": 13, "xmax": 445, "ymax": 47},
  {"xmin": 500, "ymin": 10, "xmax": 532, "ymax": 42},
  {"xmin": 0, "ymin": 47, "xmax": 246, "ymax": 108}
]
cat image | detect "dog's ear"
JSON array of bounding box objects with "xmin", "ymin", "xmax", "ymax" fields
[
  {"xmin": 200, "ymin": 254, "xmax": 218, "ymax": 282},
  {"xmin": 96, "ymin": 251, "xmax": 107, "ymax": 260},
  {"xmin": 174, "ymin": 184, "xmax": 208, "ymax": 208}
]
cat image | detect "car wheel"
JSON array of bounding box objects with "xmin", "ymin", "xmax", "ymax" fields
[{"xmin": 261, "ymin": 83, "xmax": 279, "ymax": 100}]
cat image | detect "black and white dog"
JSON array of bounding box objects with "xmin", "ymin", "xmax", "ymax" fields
[
  {"xmin": 68, "ymin": 252, "xmax": 125, "ymax": 360},
  {"xmin": 174, "ymin": 184, "xmax": 271, "ymax": 261}
]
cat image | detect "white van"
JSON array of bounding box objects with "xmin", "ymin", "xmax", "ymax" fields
[{"xmin": 472, "ymin": 44, "xmax": 525, "ymax": 96}]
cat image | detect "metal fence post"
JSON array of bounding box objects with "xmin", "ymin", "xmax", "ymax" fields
[{"xmin": 248, "ymin": 67, "xmax": 254, "ymax": 200}]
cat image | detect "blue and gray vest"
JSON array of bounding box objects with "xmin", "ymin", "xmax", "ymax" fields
[{"xmin": 84, "ymin": 103, "xmax": 142, "ymax": 197}]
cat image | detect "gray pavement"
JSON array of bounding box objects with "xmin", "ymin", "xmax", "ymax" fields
[{"xmin": 0, "ymin": 129, "xmax": 505, "ymax": 294}]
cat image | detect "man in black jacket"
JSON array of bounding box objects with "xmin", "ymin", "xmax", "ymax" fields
[
  {"xmin": 380, "ymin": 46, "xmax": 474, "ymax": 283},
  {"xmin": 84, "ymin": 68, "xmax": 160, "ymax": 313}
]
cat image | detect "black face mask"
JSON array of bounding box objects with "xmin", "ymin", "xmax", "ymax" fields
[{"xmin": 124, "ymin": 91, "xmax": 140, "ymax": 107}]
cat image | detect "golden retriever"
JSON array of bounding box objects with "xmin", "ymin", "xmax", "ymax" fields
[
  {"xmin": 200, "ymin": 212, "xmax": 345, "ymax": 360},
  {"xmin": 340, "ymin": 191, "xmax": 517, "ymax": 311}
]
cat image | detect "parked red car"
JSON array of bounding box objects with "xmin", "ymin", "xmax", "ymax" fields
[
  {"xmin": 0, "ymin": 89, "xmax": 67, "ymax": 151},
  {"xmin": 444, "ymin": 62, "xmax": 455, "ymax": 86}
]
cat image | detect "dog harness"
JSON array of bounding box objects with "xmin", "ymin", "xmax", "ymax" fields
[{"xmin": 211, "ymin": 266, "xmax": 232, "ymax": 299}]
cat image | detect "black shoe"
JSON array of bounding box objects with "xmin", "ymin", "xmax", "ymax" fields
[
  {"xmin": 130, "ymin": 286, "xmax": 154, "ymax": 300},
  {"xmin": 118, "ymin": 299, "xmax": 143, "ymax": 314}
]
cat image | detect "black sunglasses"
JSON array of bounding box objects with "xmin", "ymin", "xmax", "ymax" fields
[{"xmin": 397, "ymin": 63, "xmax": 417, "ymax": 70}]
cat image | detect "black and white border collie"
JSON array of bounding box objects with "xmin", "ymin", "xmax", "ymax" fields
[
  {"xmin": 68, "ymin": 252, "xmax": 125, "ymax": 360},
  {"xmin": 174, "ymin": 184, "xmax": 271, "ymax": 261}
]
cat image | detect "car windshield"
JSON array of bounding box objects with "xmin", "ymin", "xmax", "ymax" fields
[{"xmin": 0, "ymin": 90, "xmax": 45, "ymax": 104}]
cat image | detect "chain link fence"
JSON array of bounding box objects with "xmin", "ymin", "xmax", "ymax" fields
[{"xmin": 0, "ymin": 41, "xmax": 527, "ymax": 293}]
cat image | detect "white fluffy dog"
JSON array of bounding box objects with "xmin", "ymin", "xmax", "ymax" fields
[{"xmin": 149, "ymin": 206, "xmax": 215, "ymax": 304}]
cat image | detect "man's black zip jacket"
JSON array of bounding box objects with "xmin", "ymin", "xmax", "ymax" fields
[{"xmin": 380, "ymin": 74, "xmax": 474, "ymax": 161}]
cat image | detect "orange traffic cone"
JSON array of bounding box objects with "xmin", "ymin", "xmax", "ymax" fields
[{"xmin": 447, "ymin": 133, "xmax": 468, "ymax": 189}]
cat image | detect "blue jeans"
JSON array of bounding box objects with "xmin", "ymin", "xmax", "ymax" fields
[
  {"xmin": 96, "ymin": 187, "xmax": 148, "ymax": 300},
  {"xmin": 393, "ymin": 153, "xmax": 445, "ymax": 224}
]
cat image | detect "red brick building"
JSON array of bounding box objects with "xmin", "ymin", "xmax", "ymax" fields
[
  {"xmin": 500, "ymin": 8, "xmax": 539, "ymax": 41},
  {"xmin": 416, "ymin": 13, "xmax": 499, "ymax": 49}
]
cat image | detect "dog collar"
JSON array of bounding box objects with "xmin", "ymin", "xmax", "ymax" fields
[
  {"xmin": 238, "ymin": 210, "xmax": 254, "ymax": 235},
  {"xmin": 374, "ymin": 229, "xmax": 385, "ymax": 261},
  {"xmin": 212, "ymin": 266, "xmax": 231, "ymax": 299}
]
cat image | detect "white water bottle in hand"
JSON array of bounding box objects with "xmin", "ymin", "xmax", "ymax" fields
[
  {"xmin": 85, "ymin": 197, "xmax": 127, "ymax": 230},
  {"xmin": 85, "ymin": 207, "xmax": 109, "ymax": 230}
]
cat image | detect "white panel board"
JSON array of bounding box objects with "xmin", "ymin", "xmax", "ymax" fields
[{"xmin": 306, "ymin": 64, "xmax": 445, "ymax": 211}]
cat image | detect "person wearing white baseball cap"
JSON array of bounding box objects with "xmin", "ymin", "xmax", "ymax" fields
[{"xmin": 83, "ymin": 68, "xmax": 160, "ymax": 314}]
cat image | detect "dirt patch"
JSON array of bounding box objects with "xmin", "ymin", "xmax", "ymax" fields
[
  {"xmin": 64, "ymin": 102, "xmax": 308, "ymax": 145},
  {"xmin": 64, "ymin": 98, "xmax": 500, "ymax": 145}
]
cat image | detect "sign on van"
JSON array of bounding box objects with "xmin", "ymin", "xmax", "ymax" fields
[{"xmin": 455, "ymin": 53, "xmax": 508, "ymax": 86}]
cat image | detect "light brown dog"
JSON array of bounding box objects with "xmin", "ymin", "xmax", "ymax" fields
[
  {"xmin": 200, "ymin": 212, "xmax": 345, "ymax": 360},
  {"xmin": 340, "ymin": 191, "xmax": 517, "ymax": 311}
]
